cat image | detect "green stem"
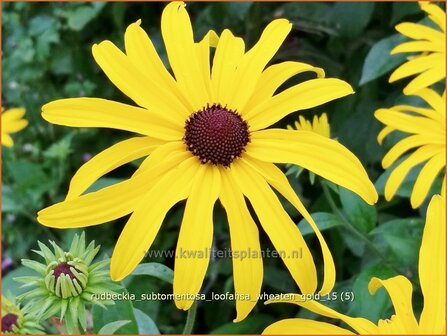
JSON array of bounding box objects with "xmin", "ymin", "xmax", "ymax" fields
[
  {"xmin": 320, "ymin": 181, "xmax": 404, "ymax": 276},
  {"xmin": 182, "ymin": 301, "xmax": 198, "ymax": 335}
]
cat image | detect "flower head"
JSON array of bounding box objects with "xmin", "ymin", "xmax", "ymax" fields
[
  {"xmin": 1, "ymin": 107, "xmax": 28, "ymax": 147},
  {"xmin": 375, "ymin": 88, "xmax": 445, "ymax": 208},
  {"xmin": 263, "ymin": 194, "xmax": 445, "ymax": 334},
  {"xmin": 2, "ymin": 296, "xmax": 44, "ymax": 334},
  {"xmin": 15, "ymin": 232, "xmax": 116, "ymax": 334},
  {"xmin": 287, "ymin": 113, "xmax": 330, "ymax": 138},
  {"xmin": 389, "ymin": 2, "xmax": 446, "ymax": 95},
  {"xmin": 38, "ymin": 1, "xmax": 377, "ymax": 321}
]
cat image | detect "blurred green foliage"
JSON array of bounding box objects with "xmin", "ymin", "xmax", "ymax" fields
[{"xmin": 1, "ymin": 2, "xmax": 444, "ymax": 334}]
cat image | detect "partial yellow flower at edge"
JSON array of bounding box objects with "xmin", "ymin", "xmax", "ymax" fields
[
  {"xmin": 37, "ymin": 1, "xmax": 377, "ymax": 321},
  {"xmin": 287, "ymin": 113, "xmax": 331, "ymax": 138},
  {"xmin": 1, "ymin": 107, "xmax": 28, "ymax": 147},
  {"xmin": 375, "ymin": 88, "xmax": 446, "ymax": 208},
  {"xmin": 389, "ymin": 2, "xmax": 446, "ymax": 95},
  {"xmin": 263, "ymin": 194, "xmax": 446, "ymax": 335}
]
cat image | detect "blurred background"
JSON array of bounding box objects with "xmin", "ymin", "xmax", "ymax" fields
[{"xmin": 1, "ymin": 2, "xmax": 444, "ymax": 334}]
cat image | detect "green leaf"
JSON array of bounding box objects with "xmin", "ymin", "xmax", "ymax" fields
[
  {"xmin": 65, "ymin": 4, "xmax": 106, "ymax": 31},
  {"xmin": 130, "ymin": 262, "xmax": 174, "ymax": 284},
  {"xmin": 2, "ymin": 185, "xmax": 22, "ymax": 213},
  {"xmin": 97, "ymin": 320, "xmax": 131, "ymax": 335},
  {"xmin": 370, "ymin": 218, "xmax": 424, "ymax": 268},
  {"xmin": 359, "ymin": 34, "xmax": 407, "ymax": 85},
  {"xmin": 134, "ymin": 308, "xmax": 160, "ymax": 334},
  {"xmin": 339, "ymin": 187, "xmax": 377, "ymax": 233},
  {"xmin": 347, "ymin": 264, "xmax": 395, "ymax": 321},
  {"xmin": 297, "ymin": 212, "xmax": 342, "ymax": 236},
  {"xmin": 332, "ymin": 2, "xmax": 375, "ymax": 38},
  {"xmin": 92, "ymin": 287, "xmax": 138, "ymax": 334},
  {"xmin": 390, "ymin": 2, "xmax": 420, "ymax": 25},
  {"xmin": 210, "ymin": 314, "xmax": 275, "ymax": 334},
  {"xmin": 85, "ymin": 177, "xmax": 125, "ymax": 194}
]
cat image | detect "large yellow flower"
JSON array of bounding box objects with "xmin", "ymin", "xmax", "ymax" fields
[
  {"xmin": 389, "ymin": 2, "xmax": 446, "ymax": 95},
  {"xmin": 263, "ymin": 194, "xmax": 445, "ymax": 334},
  {"xmin": 37, "ymin": 1, "xmax": 377, "ymax": 320},
  {"xmin": 375, "ymin": 88, "xmax": 445, "ymax": 208},
  {"xmin": 1, "ymin": 107, "xmax": 28, "ymax": 147}
]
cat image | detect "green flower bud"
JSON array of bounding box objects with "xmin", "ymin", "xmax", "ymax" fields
[
  {"xmin": 1, "ymin": 296, "xmax": 44, "ymax": 334},
  {"xmin": 15, "ymin": 232, "xmax": 119, "ymax": 334}
]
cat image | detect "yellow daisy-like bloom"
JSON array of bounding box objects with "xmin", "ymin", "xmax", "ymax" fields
[
  {"xmin": 389, "ymin": 2, "xmax": 446, "ymax": 95},
  {"xmin": 287, "ymin": 113, "xmax": 330, "ymax": 138},
  {"xmin": 37, "ymin": 1, "xmax": 377, "ymax": 320},
  {"xmin": 1, "ymin": 107, "xmax": 28, "ymax": 147},
  {"xmin": 263, "ymin": 194, "xmax": 445, "ymax": 335},
  {"xmin": 375, "ymin": 88, "xmax": 445, "ymax": 208}
]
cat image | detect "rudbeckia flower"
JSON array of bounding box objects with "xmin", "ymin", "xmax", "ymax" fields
[
  {"xmin": 263, "ymin": 194, "xmax": 445, "ymax": 335},
  {"xmin": 287, "ymin": 113, "xmax": 330, "ymax": 138},
  {"xmin": 375, "ymin": 88, "xmax": 445, "ymax": 208},
  {"xmin": 389, "ymin": 2, "xmax": 446, "ymax": 95},
  {"xmin": 1, "ymin": 107, "xmax": 28, "ymax": 147},
  {"xmin": 38, "ymin": 1, "xmax": 377, "ymax": 320}
]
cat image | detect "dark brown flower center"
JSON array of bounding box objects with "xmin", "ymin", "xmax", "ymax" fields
[
  {"xmin": 2, "ymin": 313, "xmax": 18, "ymax": 332},
  {"xmin": 184, "ymin": 104, "xmax": 250, "ymax": 166},
  {"xmin": 53, "ymin": 262, "xmax": 76, "ymax": 279}
]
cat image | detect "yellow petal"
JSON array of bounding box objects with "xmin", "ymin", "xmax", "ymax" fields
[
  {"xmin": 411, "ymin": 152, "xmax": 445, "ymax": 208},
  {"xmin": 245, "ymin": 61, "xmax": 325, "ymax": 112},
  {"xmin": 42, "ymin": 98, "xmax": 183, "ymax": 140},
  {"xmin": 211, "ymin": 29, "xmax": 245, "ymax": 106},
  {"xmin": 416, "ymin": 88, "xmax": 445, "ymax": 114},
  {"xmin": 124, "ymin": 20, "xmax": 192, "ymax": 116},
  {"xmin": 1, "ymin": 107, "xmax": 26, "ymax": 121},
  {"xmin": 377, "ymin": 125, "xmax": 394, "ymax": 145},
  {"xmin": 2, "ymin": 119, "xmax": 28, "ymax": 133},
  {"xmin": 391, "ymin": 41, "xmax": 445, "ymax": 54},
  {"xmin": 66, "ymin": 136, "xmax": 165, "ymax": 200},
  {"xmin": 37, "ymin": 145, "xmax": 189, "ymax": 228},
  {"xmin": 161, "ymin": 1, "xmax": 209, "ymax": 110},
  {"xmin": 246, "ymin": 79, "xmax": 353, "ymax": 131},
  {"xmin": 219, "ymin": 170, "xmax": 263, "ymax": 322},
  {"xmin": 368, "ymin": 276, "xmax": 418, "ymax": 330},
  {"xmin": 420, "ymin": 1, "xmax": 446, "ymax": 32},
  {"xmin": 263, "ymin": 318, "xmax": 354, "ymax": 335},
  {"xmin": 110, "ymin": 156, "xmax": 199, "ymax": 281},
  {"xmin": 228, "ymin": 19, "xmax": 292, "ymax": 112},
  {"xmin": 230, "ymin": 159, "xmax": 318, "ymax": 294},
  {"xmin": 92, "ymin": 40, "xmax": 189, "ymax": 120},
  {"xmin": 375, "ymin": 108, "xmax": 441, "ymax": 138},
  {"xmin": 419, "ymin": 195, "xmax": 446, "ymax": 333},
  {"xmin": 382, "ymin": 134, "xmax": 438, "ymax": 169},
  {"xmin": 389, "ymin": 53, "xmax": 442, "ymax": 82},
  {"xmin": 2, "ymin": 133, "xmax": 14, "ymax": 147},
  {"xmin": 394, "ymin": 22, "xmax": 445, "ymax": 44},
  {"xmin": 403, "ymin": 63, "xmax": 445, "ymax": 95},
  {"xmin": 266, "ymin": 295, "xmax": 378, "ymax": 334},
  {"xmin": 196, "ymin": 30, "xmax": 219, "ymax": 101},
  {"xmin": 384, "ymin": 145, "xmax": 442, "ymax": 202},
  {"xmin": 174, "ymin": 164, "xmax": 220, "ymax": 310},
  {"xmin": 248, "ymin": 129, "xmax": 378, "ymax": 204},
  {"xmin": 242, "ymin": 155, "xmax": 335, "ymax": 295}
]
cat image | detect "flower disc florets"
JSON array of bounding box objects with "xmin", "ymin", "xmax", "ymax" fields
[
  {"xmin": 2, "ymin": 313, "xmax": 18, "ymax": 333},
  {"xmin": 45, "ymin": 253, "xmax": 89, "ymax": 298},
  {"xmin": 184, "ymin": 104, "xmax": 250, "ymax": 166},
  {"xmin": 1, "ymin": 296, "xmax": 44, "ymax": 334}
]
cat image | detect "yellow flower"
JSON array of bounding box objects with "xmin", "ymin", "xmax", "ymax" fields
[
  {"xmin": 1, "ymin": 107, "xmax": 28, "ymax": 147},
  {"xmin": 287, "ymin": 113, "xmax": 330, "ymax": 138},
  {"xmin": 375, "ymin": 88, "xmax": 445, "ymax": 208},
  {"xmin": 389, "ymin": 2, "xmax": 446, "ymax": 95},
  {"xmin": 263, "ymin": 194, "xmax": 445, "ymax": 335},
  {"xmin": 37, "ymin": 1, "xmax": 377, "ymax": 320}
]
